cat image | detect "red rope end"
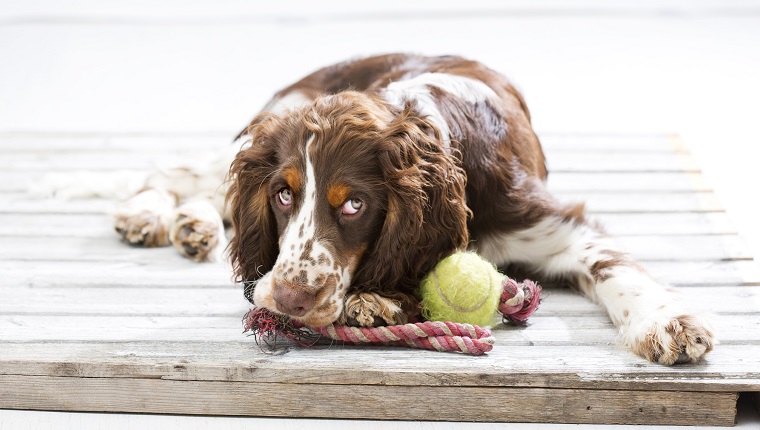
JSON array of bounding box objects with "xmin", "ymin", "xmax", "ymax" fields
[
  {"xmin": 242, "ymin": 307, "xmax": 320, "ymax": 350},
  {"xmin": 498, "ymin": 278, "xmax": 542, "ymax": 325}
]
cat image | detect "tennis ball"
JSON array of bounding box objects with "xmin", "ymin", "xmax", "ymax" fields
[{"xmin": 419, "ymin": 251, "xmax": 503, "ymax": 327}]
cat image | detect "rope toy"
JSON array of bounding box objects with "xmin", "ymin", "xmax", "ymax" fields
[{"xmin": 242, "ymin": 277, "xmax": 541, "ymax": 356}]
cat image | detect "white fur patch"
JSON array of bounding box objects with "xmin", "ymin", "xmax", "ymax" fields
[
  {"xmin": 383, "ymin": 72, "xmax": 499, "ymax": 148},
  {"xmin": 255, "ymin": 135, "xmax": 350, "ymax": 323},
  {"xmin": 474, "ymin": 216, "xmax": 610, "ymax": 278},
  {"xmin": 279, "ymin": 136, "xmax": 321, "ymax": 276},
  {"xmin": 263, "ymin": 91, "xmax": 312, "ymax": 115}
]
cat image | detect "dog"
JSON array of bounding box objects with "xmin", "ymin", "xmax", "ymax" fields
[{"xmin": 112, "ymin": 53, "xmax": 714, "ymax": 365}]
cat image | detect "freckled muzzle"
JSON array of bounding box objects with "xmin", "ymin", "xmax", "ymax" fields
[{"xmin": 261, "ymin": 259, "xmax": 347, "ymax": 327}]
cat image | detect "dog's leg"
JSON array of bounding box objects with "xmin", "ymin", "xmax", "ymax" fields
[
  {"xmin": 475, "ymin": 206, "xmax": 715, "ymax": 365},
  {"xmin": 113, "ymin": 187, "xmax": 176, "ymax": 247},
  {"xmin": 134, "ymin": 144, "xmax": 237, "ymax": 261}
]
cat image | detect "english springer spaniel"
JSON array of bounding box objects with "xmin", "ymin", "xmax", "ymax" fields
[{"xmin": 113, "ymin": 54, "xmax": 713, "ymax": 365}]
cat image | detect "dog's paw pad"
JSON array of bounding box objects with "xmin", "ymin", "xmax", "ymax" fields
[{"xmin": 170, "ymin": 212, "xmax": 222, "ymax": 262}]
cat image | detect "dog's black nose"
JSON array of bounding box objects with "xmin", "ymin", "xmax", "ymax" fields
[{"xmin": 273, "ymin": 283, "xmax": 315, "ymax": 317}]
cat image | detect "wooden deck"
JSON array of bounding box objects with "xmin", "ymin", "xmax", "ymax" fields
[{"xmin": 1, "ymin": 133, "xmax": 759, "ymax": 426}]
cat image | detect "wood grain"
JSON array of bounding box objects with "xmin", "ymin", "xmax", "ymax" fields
[
  {"xmin": 1, "ymin": 285, "xmax": 756, "ymax": 316},
  {"xmin": 2, "ymin": 342, "xmax": 758, "ymax": 392},
  {"xmin": 0, "ymin": 234, "xmax": 750, "ymax": 263},
  {"xmin": 0, "ymin": 375, "xmax": 739, "ymax": 426}
]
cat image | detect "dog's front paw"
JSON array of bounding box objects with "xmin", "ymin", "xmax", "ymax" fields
[
  {"xmin": 114, "ymin": 211, "xmax": 172, "ymax": 247},
  {"xmin": 340, "ymin": 293, "xmax": 410, "ymax": 327},
  {"xmin": 170, "ymin": 201, "xmax": 225, "ymax": 262},
  {"xmin": 112, "ymin": 188, "xmax": 175, "ymax": 247},
  {"xmin": 626, "ymin": 314, "xmax": 715, "ymax": 365}
]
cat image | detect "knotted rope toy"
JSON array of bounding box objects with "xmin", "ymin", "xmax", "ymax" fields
[{"xmin": 242, "ymin": 252, "xmax": 541, "ymax": 356}]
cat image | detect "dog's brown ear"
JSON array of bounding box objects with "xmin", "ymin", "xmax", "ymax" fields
[
  {"xmin": 226, "ymin": 117, "xmax": 280, "ymax": 303},
  {"xmin": 352, "ymin": 111, "xmax": 470, "ymax": 294}
]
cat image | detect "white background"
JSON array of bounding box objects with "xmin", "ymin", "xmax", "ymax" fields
[{"xmin": 1, "ymin": 1, "xmax": 759, "ymax": 428}]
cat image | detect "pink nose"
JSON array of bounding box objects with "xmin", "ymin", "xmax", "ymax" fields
[{"xmin": 273, "ymin": 283, "xmax": 316, "ymax": 317}]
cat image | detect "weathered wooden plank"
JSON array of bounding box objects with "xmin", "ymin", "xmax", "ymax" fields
[
  {"xmin": 0, "ymin": 375, "xmax": 737, "ymax": 426},
  {"xmin": 556, "ymin": 191, "xmax": 724, "ymax": 213},
  {"xmin": 1, "ymin": 313, "xmax": 756, "ymax": 344},
  {"xmin": 2, "ymin": 259, "xmax": 758, "ymax": 291},
  {"xmin": 0, "ymin": 260, "xmax": 232, "ymax": 289},
  {"xmin": 595, "ymin": 212, "xmax": 736, "ymax": 235},
  {"xmin": 644, "ymin": 260, "xmax": 760, "ymax": 286},
  {"xmin": 0, "ymin": 194, "xmax": 113, "ymax": 214},
  {"xmin": 1, "ymin": 342, "xmax": 758, "ymax": 392},
  {"xmin": 0, "ymin": 286, "xmax": 247, "ymax": 316},
  {"xmin": 547, "ymin": 172, "xmax": 711, "ymax": 192},
  {"xmin": 615, "ymin": 235, "xmax": 752, "ymax": 261},
  {"xmin": 0, "ymin": 212, "xmax": 737, "ymax": 238},
  {"xmin": 0, "ymin": 235, "xmax": 749, "ymax": 262},
  {"xmin": 547, "ymin": 152, "xmax": 700, "ymax": 172},
  {"xmin": 0, "ymin": 172, "xmax": 41, "ymax": 192},
  {"xmin": 0, "ymin": 237, "xmax": 194, "ymax": 264},
  {"xmin": 1, "ymin": 285, "xmax": 757, "ymax": 317},
  {"xmin": 539, "ymin": 134, "xmax": 685, "ymax": 153},
  {"xmin": 535, "ymin": 286, "xmax": 759, "ymax": 315},
  {"xmin": 0, "ymin": 214, "xmax": 114, "ymax": 237},
  {"xmin": 1, "ymin": 171, "xmax": 146, "ymax": 193}
]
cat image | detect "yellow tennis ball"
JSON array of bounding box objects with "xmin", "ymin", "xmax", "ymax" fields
[{"xmin": 419, "ymin": 251, "xmax": 503, "ymax": 327}]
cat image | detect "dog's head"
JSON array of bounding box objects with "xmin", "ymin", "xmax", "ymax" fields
[{"xmin": 227, "ymin": 92, "xmax": 469, "ymax": 326}]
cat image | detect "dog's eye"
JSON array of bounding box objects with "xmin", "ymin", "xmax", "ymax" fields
[
  {"xmin": 341, "ymin": 198, "xmax": 362, "ymax": 215},
  {"xmin": 278, "ymin": 188, "xmax": 293, "ymax": 206}
]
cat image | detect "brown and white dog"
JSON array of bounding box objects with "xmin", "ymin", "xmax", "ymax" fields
[{"xmin": 112, "ymin": 54, "xmax": 713, "ymax": 365}]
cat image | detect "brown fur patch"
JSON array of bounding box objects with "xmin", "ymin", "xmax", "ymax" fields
[
  {"xmin": 327, "ymin": 183, "xmax": 351, "ymax": 207},
  {"xmin": 590, "ymin": 249, "xmax": 644, "ymax": 283},
  {"xmin": 560, "ymin": 202, "xmax": 587, "ymax": 225},
  {"xmin": 590, "ymin": 257, "xmax": 626, "ymax": 282},
  {"xmin": 283, "ymin": 166, "xmax": 302, "ymax": 192}
]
